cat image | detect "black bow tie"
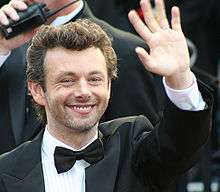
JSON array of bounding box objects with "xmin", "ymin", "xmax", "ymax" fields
[{"xmin": 54, "ymin": 138, "xmax": 104, "ymax": 174}]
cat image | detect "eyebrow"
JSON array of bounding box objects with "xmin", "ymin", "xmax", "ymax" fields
[
  {"xmin": 57, "ymin": 71, "xmax": 76, "ymax": 77},
  {"xmin": 55, "ymin": 70, "xmax": 105, "ymax": 79},
  {"xmin": 88, "ymin": 71, "xmax": 105, "ymax": 76}
]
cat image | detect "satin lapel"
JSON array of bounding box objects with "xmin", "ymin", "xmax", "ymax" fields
[
  {"xmin": 8, "ymin": 44, "xmax": 29, "ymax": 144},
  {"xmin": 1, "ymin": 130, "xmax": 45, "ymax": 192},
  {"xmin": 85, "ymin": 131, "xmax": 120, "ymax": 192},
  {"xmin": 2, "ymin": 162, "xmax": 45, "ymax": 192}
]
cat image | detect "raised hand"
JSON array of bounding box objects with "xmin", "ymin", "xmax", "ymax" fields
[
  {"xmin": 0, "ymin": 0, "xmax": 35, "ymax": 54},
  {"xmin": 128, "ymin": 0, "xmax": 193, "ymax": 89}
]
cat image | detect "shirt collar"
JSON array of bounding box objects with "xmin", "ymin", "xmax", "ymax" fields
[
  {"xmin": 51, "ymin": 0, "xmax": 84, "ymax": 27},
  {"xmin": 42, "ymin": 125, "xmax": 98, "ymax": 160}
]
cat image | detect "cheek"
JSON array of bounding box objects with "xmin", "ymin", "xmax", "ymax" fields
[
  {"xmin": 94, "ymin": 87, "xmax": 110, "ymax": 100},
  {"xmin": 45, "ymin": 89, "xmax": 70, "ymax": 107}
]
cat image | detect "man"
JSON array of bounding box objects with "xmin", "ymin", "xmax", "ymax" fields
[
  {"xmin": 0, "ymin": 0, "xmax": 213, "ymax": 190},
  {"xmin": 0, "ymin": 0, "xmax": 163, "ymax": 154}
]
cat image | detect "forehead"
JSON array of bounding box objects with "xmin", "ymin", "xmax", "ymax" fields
[{"xmin": 44, "ymin": 47, "xmax": 107, "ymax": 76}]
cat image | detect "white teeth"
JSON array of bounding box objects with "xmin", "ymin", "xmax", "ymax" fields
[{"xmin": 73, "ymin": 106, "xmax": 92, "ymax": 110}]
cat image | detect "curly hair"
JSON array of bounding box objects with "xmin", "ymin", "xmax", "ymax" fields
[{"xmin": 26, "ymin": 19, "xmax": 118, "ymax": 124}]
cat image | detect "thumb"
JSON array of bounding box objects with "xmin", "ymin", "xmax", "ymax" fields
[{"xmin": 135, "ymin": 47, "xmax": 157, "ymax": 72}]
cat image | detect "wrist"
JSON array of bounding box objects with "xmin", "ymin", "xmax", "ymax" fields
[{"xmin": 165, "ymin": 69, "xmax": 194, "ymax": 90}]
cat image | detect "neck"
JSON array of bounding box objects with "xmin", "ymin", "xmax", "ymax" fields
[
  {"xmin": 47, "ymin": 1, "xmax": 82, "ymax": 23},
  {"xmin": 47, "ymin": 123, "xmax": 98, "ymax": 149}
]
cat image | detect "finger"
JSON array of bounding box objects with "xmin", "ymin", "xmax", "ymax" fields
[
  {"xmin": 140, "ymin": 0, "xmax": 160, "ymax": 32},
  {"xmin": 0, "ymin": 10, "xmax": 9, "ymax": 25},
  {"xmin": 128, "ymin": 10, "xmax": 152, "ymax": 42},
  {"xmin": 171, "ymin": 6, "xmax": 182, "ymax": 32},
  {"xmin": 1, "ymin": 4, "xmax": 20, "ymax": 21},
  {"xmin": 135, "ymin": 47, "xmax": 156, "ymax": 72},
  {"xmin": 155, "ymin": 0, "xmax": 169, "ymax": 29},
  {"xmin": 9, "ymin": 0, "xmax": 28, "ymax": 10}
]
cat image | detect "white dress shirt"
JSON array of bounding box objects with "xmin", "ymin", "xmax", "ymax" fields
[
  {"xmin": 0, "ymin": 52, "xmax": 10, "ymax": 68},
  {"xmin": 41, "ymin": 128, "xmax": 97, "ymax": 192},
  {"xmin": 163, "ymin": 73, "xmax": 205, "ymax": 111}
]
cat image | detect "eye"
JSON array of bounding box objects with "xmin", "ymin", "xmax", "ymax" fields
[
  {"xmin": 62, "ymin": 79, "xmax": 72, "ymax": 82},
  {"xmin": 88, "ymin": 76, "xmax": 103, "ymax": 85},
  {"xmin": 60, "ymin": 78, "xmax": 76, "ymax": 86},
  {"xmin": 90, "ymin": 77, "xmax": 102, "ymax": 81},
  {"xmin": 61, "ymin": 79, "xmax": 72, "ymax": 83}
]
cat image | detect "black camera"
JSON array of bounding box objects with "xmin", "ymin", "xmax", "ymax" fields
[
  {"xmin": 1, "ymin": 3, "xmax": 48, "ymax": 39},
  {"xmin": 0, "ymin": 0, "xmax": 80, "ymax": 39}
]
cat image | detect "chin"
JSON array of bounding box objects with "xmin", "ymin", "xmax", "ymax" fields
[{"xmin": 64, "ymin": 119, "xmax": 98, "ymax": 133}]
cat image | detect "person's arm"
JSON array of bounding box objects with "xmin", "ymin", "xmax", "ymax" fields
[
  {"xmin": 0, "ymin": 0, "xmax": 37, "ymax": 71},
  {"xmin": 128, "ymin": 0, "xmax": 212, "ymax": 189},
  {"xmin": 128, "ymin": 0, "xmax": 202, "ymax": 106},
  {"xmin": 0, "ymin": 0, "xmax": 35, "ymax": 56}
]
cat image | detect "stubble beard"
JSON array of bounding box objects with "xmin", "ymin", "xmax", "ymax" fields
[
  {"xmin": 65, "ymin": 101, "xmax": 108, "ymax": 133},
  {"xmin": 51, "ymin": 98, "xmax": 109, "ymax": 133}
]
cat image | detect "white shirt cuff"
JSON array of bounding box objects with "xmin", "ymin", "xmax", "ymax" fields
[
  {"xmin": 0, "ymin": 51, "xmax": 11, "ymax": 68},
  {"xmin": 163, "ymin": 73, "xmax": 206, "ymax": 111}
]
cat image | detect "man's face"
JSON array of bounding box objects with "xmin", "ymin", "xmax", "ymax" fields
[{"xmin": 42, "ymin": 47, "xmax": 111, "ymax": 132}]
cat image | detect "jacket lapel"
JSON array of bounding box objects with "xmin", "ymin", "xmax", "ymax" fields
[
  {"xmin": 8, "ymin": 44, "xmax": 29, "ymax": 145},
  {"xmin": 1, "ymin": 130, "xmax": 45, "ymax": 192},
  {"xmin": 86, "ymin": 123, "xmax": 120, "ymax": 192},
  {"xmin": 2, "ymin": 163, "xmax": 45, "ymax": 192}
]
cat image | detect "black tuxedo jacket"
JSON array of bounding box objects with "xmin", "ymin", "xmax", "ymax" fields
[
  {"xmin": 0, "ymin": 84, "xmax": 213, "ymax": 192},
  {"xmin": 0, "ymin": 1, "xmax": 164, "ymax": 154}
]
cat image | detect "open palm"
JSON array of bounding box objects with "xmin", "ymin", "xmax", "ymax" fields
[{"xmin": 128, "ymin": 0, "xmax": 190, "ymax": 77}]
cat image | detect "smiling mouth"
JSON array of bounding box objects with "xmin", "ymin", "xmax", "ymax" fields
[{"xmin": 67, "ymin": 104, "xmax": 96, "ymax": 115}]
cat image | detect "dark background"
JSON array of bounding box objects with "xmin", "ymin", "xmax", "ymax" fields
[{"xmin": 0, "ymin": 0, "xmax": 8, "ymax": 7}]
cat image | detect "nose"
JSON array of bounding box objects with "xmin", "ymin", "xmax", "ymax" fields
[{"xmin": 74, "ymin": 79, "xmax": 91, "ymax": 101}]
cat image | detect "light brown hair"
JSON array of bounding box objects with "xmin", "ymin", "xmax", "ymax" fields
[{"xmin": 26, "ymin": 19, "xmax": 118, "ymax": 124}]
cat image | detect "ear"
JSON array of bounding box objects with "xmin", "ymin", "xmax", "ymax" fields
[{"xmin": 28, "ymin": 81, "xmax": 46, "ymax": 106}]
